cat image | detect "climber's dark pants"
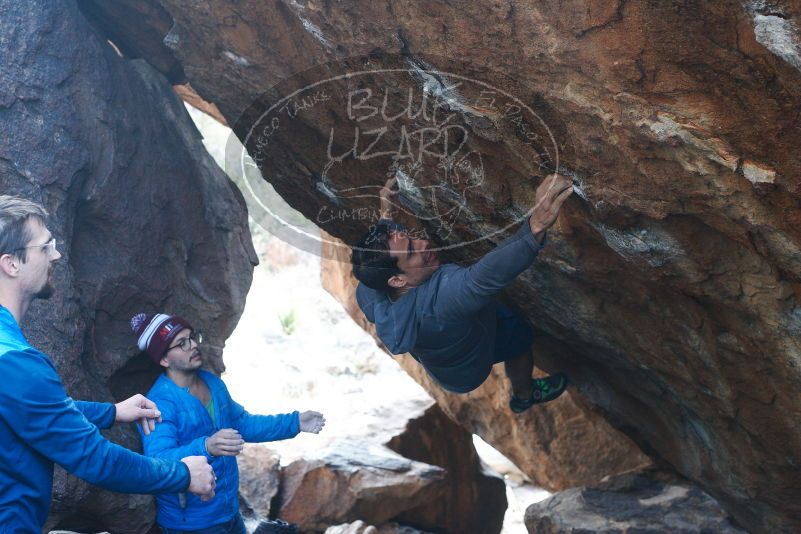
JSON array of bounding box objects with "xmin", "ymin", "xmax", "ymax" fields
[
  {"xmin": 424, "ymin": 303, "xmax": 535, "ymax": 394},
  {"xmin": 492, "ymin": 304, "xmax": 535, "ymax": 364}
]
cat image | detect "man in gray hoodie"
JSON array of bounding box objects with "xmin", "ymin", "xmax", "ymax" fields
[{"xmin": 352, "ymin": 173, "xmax": 573, "ymax": 412}]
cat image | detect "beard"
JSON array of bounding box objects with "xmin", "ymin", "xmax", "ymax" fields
[
  {"xmin": 34, "ymin": 281, "xmax": 54, "ymax": 300},
  {"xmin": 170, "ymin": 354, "xmax": 203, "ymax": 374},
  {"xmin": 34, "ymin": 268, "xmax": 55, "ymax": 299}
]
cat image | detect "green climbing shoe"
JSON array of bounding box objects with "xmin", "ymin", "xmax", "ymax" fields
[{"xmin": 509, "ymin": 372, "xmax": 569, "ymax": 413}]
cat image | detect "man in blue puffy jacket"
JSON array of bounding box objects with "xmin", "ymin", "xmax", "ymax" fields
[
  {"xmin": 132, "ymin": 312, "xmax": 326, "ymax": 533},
  {"xmin": 0, "ymin": 195, "xmax": 216, "ymax": 533},
  {"xmin": 352, "ymin": 174, "xmax": 573, "ymax": 412}
]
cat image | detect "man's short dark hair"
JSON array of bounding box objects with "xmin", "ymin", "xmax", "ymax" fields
[
  {"xmin": 0, "ymin": 196, "xmax": 48, "ymax": 263},
  {"xmin": 351, "ymin": 223, "xmax": 402, "ymax": 293}
]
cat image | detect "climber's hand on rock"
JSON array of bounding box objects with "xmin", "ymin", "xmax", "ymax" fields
[
  {"xmin": 379, "ymin": 176, "xmax": 400, "ymax": 220},
  {"xmin": 529, "ymin": 173, "xmax": 573, "ymax": 242},
  {"xmin": 205, "ymin": 428, "xmax": 244, "ymax": 456},
  {"xmin": 299, "ymin": 410, "xmax": 326, "ymax": 434}
]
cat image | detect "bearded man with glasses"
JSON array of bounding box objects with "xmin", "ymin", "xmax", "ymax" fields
[
  {"xmin": 131, "ymin": 312, "xmax": 326, "ymax": 534},
  {"xmin": 0, "ymin": 195, "xmax": 216, "ymax": 532}
]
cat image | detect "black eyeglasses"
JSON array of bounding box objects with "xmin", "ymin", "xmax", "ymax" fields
[{"xmin": 167, "ymin": 331, "xmax": 203, "ymax": 352}]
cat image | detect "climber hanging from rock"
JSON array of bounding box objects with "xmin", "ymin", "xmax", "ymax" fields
[{"xmin": 351, "ymin": 173, "xmax": 573, "ymax": 412}]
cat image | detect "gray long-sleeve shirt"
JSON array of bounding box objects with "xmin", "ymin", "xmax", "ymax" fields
[{"xmin": 356, "ymin": 219, "xmax": 545, "ymax": 392}]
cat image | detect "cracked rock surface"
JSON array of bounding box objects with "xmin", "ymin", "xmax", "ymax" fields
[{"xmin": 25, "ymin": 0, "xmax": 801, "ymax": 531}]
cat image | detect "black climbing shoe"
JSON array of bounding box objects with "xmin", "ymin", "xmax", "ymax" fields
[
  {"xmin": 253, "ymin": 519, "xmax": 298, "ymax": 534},
  {"xmin": 509, "ymin": 372, "xmax": 569, "ymax": 413}
]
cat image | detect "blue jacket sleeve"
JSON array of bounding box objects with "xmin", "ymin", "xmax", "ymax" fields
[
  {"xmin": 222, "ymin": 386, "xmax": 300, "ymax": 442},
  {"xmin": 140, "ymin": 398, "xmax": 212, "ymax": 461},
  {"xmin": 74, "ymin": 401, "xmax": 115, "ymax": 429},
  {"xmin": 0, "ymin": 350, "xmax": 190, "ymax": 494},
  {"xmin": 436, "ymin": 219, "xmax": 545, "ymax": 319}
]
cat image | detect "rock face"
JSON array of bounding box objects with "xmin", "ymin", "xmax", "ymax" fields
[
  {"xmin": 237, "ymin": 397, "xmax": 506, "ymax": 533},
  {"xmin": 0, "ymin": 1, "xmax": 255, "ymax": 530},
  {"xmin": 386, "ymin": 401, "xmax": 507, "ymax": 534},
  {"xmin": 321, "ymin": 235, "xmax": 650, "ymax": 493},
  {"xmin": 238, "ymin": 445, "xmax": 283, "ymax": 519},
  {"xmin": 24, "ymin": 0, "xmax": 801, "ymax": 532},
  {"xmin": 277, "ymin": 440, "xmax": 447, "ymax": 532},
  {"xmin": 524, "ymin": 469, "xmax": 746, "ymax": 534}
]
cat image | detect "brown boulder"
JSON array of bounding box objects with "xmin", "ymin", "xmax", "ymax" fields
[
  {"xmin": 237, "ymin": 397, "xmax": 505, "ymax": 533},
  {"xmin": 259, "ymin": 394, "xmax": 506, "ymax": 533},
  {"xmin": 238, "ymin": 445, "xmax": 283, "ymax": 519},
  {"xmin": 386, "ymin": 402, "xmax": 507, "ymax": 534},
  {"xmin": 278, "ymin": 440, "xmax": 447, "ymax": 531}
]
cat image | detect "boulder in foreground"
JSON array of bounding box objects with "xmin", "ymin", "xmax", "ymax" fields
[
  {"xmin": 525, "ymin": 469, "xmax": 746, "ymax": 534},
  {"xmin": 278, "ymin": 441, "xmax": 447, "ymax": 531}
]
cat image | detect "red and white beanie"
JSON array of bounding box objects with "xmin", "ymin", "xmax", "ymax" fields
[{"xmin": 131, "ymin": 312, "xmax": 193, "ymax": 365}]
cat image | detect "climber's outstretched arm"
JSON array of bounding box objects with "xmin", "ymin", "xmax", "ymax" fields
[{"xmin": 437, "ymin": 173, "xmax": 573, "ymax": 318}]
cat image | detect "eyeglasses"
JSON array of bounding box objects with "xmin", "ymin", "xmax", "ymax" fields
[
  {"xmin": 8, "ymin": 237, "xmax": 58, "ymax": 257},
  {"xmin": 167, "ymin": 331, "xmax": 203, "ymax": 352}
]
